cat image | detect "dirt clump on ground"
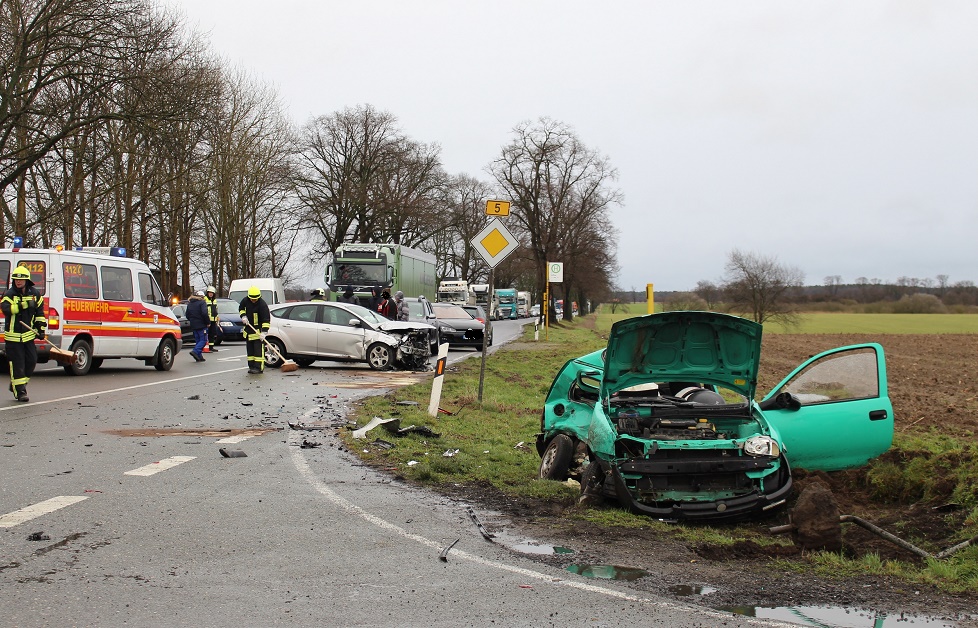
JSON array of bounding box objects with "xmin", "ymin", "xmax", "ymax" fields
[{"xmin": 436, "ymin": 334, "xmax": 978, "ymax": 624}]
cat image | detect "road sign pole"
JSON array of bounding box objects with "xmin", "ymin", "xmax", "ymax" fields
[{"xmin": 477, "ymin": 268, "xmax": 493, "ymax": 402}]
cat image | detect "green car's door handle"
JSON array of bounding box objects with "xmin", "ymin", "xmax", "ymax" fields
[{"xmin": 869, "ymin": 410, "xmax": 888, "ymax": 421}]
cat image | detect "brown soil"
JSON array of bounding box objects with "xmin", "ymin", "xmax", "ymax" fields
[{"xmin": 435, "ymin": 334, "xmax": 978, "ymax": 624}]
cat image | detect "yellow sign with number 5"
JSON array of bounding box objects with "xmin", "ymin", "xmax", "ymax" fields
[{"xmin": 485, "ymin": 200, "xmax": 510, "ymax": 216}]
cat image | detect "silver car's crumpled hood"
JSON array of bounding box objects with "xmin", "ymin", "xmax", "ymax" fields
[{"xmin": 377, "ymin": 321, "xmax": 435, "ymax": 333}]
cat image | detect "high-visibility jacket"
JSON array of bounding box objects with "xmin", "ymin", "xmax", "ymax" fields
[
  {"xmin": 238, "ymin": 297, "xmax": 270, "ymax": 339},
  {"xmin": 204, "ymin": 295, "xmax": 219, "ymax": 323},
  {"xmin": 1, "ymin": 285, "xmax": 46, "ymax": 342}
]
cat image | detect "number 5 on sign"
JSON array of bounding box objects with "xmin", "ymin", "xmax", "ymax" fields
[{"xmin": 486, "ymin": 200, "xmax": 510, "ymax": 216}]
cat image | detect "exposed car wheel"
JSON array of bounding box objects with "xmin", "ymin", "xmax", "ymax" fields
[
  {"xmin": 65, "ymin": 339, "xmax": 93, "ymax": 376},
  {"xmin": 154, "ymin": 338, "xmax": 176, "ymax": 371},
  {"xmin": 367, "ymin": 343, "xmax": 394, "ymax": 370},
  {"xmin": 295, "ymin": 358, "xmax": 316, "ymax": 368},
  {"xmin": 538, "ymin": 434, "xmax": 574, "ymax": 481},
  {"xmin": 264, "ymin": 339, "xmax": 287, "ymax": 368}
]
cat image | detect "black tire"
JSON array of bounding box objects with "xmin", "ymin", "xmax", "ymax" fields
[
  {"xmin": 538, "ymin": 434, "xmax": 574, "ymax": 480},
  {"xmin": 90, "ymin": 357, "xmax": 104, "ymax": 371},
  {"xmin": 264, "ymin": 339, "xmax": 287, "ymax": 368},
  {"xmin": 65, "ymin": 339, "xmax": 93, "ymax": 376},
  {"xmin": 366, "ymin": 342, "xmax": 393, "ymax": 370},
  {"xmin": 295, "ymin": 358, "xmax": 316, "ymax": 368},
  {"xmin": 154, "ymin": 337, "xmax": 176, "ymax": 371}
]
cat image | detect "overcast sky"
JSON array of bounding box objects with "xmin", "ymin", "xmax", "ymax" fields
[{"xmin": 164, "ymin": 0, "xmax": 978, "ymax": 292}]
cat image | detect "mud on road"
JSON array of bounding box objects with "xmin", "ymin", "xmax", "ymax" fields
[{"xmin": 433, "ymin": 334, "xmax": 978, "ymax": 624}]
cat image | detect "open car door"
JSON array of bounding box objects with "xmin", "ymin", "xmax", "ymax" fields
[{"xmin": 760, "ymin": 343, "xmax": 893, "ymax": 471}]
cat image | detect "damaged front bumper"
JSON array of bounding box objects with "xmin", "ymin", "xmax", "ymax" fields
[{"xmin": 608, "ymin": 453, "xmax": 793, "ymax": 521}]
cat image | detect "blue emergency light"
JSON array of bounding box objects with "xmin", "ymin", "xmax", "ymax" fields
[{"xmin": 12, "ymin": 235, "xmax": 24, "ymax": 248}]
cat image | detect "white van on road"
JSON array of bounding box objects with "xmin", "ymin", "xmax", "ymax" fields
[
  {"xmin": 228, "ymin": 278, "xmax": 286, "ymax": 306},
  {"xmin": 0, "ymin": 247, "xmax": 182, "ymax": 375}
]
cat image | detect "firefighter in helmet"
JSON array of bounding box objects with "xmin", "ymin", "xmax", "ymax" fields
[
  {"xmin": 239, "ymin": 286, "xmax": 270, "ymax": 374},
  {"xmin": 204, "ymin": 285, "xmax": 220, "ymax": 352},
  {"xmin": 1, "ymin": 266, "xmax": 47, "ymax": 402}
]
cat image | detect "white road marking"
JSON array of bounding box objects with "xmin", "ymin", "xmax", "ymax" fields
[
  {"xmin": 215, "ymin": 435, "xmax": 253, "ymax": 444},
  {"xmin": 0, "ymin": 496, "xmax": 89, "ymax": 528},
  {"xmin": 0, "ymin": 367, "xmax": 244, "ymax": 412},
  {"xmin": 288, "ymin": 424, "xmax": 791, "ymax": 626},
  {"xmin": 124, "ymin": 455, "xmax": 196, "ymax": 476}
]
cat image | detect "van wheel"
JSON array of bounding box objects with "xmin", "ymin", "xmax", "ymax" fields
[
  {"xmin": 154, "ymin": 338, "xmax": 176, "ymax": 371},
  {"xmin": 538, "ymin": 434, "xmax": 574, "ymax": 481},
  {"xmin": 65, "ymin": 340, "xmax": 93, "ymax": 376},
  {"xmin": 90, "ymin": 358, "xmax": 104, "ymax": 371}
]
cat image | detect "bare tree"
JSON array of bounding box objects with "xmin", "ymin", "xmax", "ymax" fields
[
  {"xmin": 694, "ymin": 280, "xmax": 722, "ymax": 310},
  {"xmin": 489, "ymin": 117, "xmax": 622, "ymax": 323},
  {"xmin": 722, "ymin": 249, "xmax": 804, "ymax": 325},
  {"xmin": 294, "ymin": 104, "xmax": 446, "ymax": 256}
]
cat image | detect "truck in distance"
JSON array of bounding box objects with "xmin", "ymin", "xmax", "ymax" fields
[
  {"xmin": 325, "ymin": 243, "xmax": 436, "ymax": 303},
  {"xmin": 436, "ymin": 278, "xmax": 469, "ymax": 304}
]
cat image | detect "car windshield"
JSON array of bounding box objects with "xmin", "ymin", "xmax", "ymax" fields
[
  {"xmin": 433, "ymin": 304, "xmax": 469, "ymax": 319},
  {"xmin": 217, "ymin": 300, "xmax": 240, "ymax": 314},
  {"xmin": 344, "ymin": 303, "xmax": 385, "ymax": 326}
]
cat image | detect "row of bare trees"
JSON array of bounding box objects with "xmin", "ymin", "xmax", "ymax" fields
[{"xmin": 2, "ymin": 1, "xmax": 621, "ymax": 309}]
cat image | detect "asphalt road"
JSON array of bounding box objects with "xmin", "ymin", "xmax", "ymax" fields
[{"xmin": 0, "ymin": 319, "xmax": 791, "ymax": 627}]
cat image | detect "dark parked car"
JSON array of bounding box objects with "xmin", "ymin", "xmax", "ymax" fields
[
  {"xmin": 460, "ymin": 304, "xmax": 492, "ymax": 346},
  {"xmin": 169, "ymin": 302, "xmax": 195, "ymax": 344},
  {"xmin": 264, "ymin": 301, "xmax": 435, "ymax": 370},
  {"xmin": 213, "ymin": 298, "xmax": 245, "ymax": 343},
  {"xmin": 172, "ymin": 298, "xmax": 243, "ymax": 345},
  {"xmin": 431, "ymin": 302, "xmax": 487, "ymax": 350},
  {"xmin": 537, "ymin": 311, "xmax": 894, "ymax": 521}
]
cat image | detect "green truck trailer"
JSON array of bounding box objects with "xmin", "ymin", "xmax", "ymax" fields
[{"xmin": 325, "ymin": 243, "xmax": 436, "ymax": 303}]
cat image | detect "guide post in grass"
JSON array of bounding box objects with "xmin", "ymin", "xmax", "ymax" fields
[{"xmin": 428, "ymin": 341, "xmax": 450, "ymax": 417}]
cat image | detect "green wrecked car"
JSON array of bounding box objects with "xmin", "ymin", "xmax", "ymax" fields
[{"xmin": 536, "ymin": 311, "xmax": 893, "ymax": 520}]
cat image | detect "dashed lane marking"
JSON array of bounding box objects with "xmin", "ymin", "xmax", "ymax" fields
[
  {"xmin": 124, "ymin": 455, "xmax": 196, "ymax": 477},
  {"xmin": 0, "ymin": 496, "xmax": 89, "ymax": 528}
]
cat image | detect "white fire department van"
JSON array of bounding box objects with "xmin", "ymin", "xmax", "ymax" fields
[{"xmin": 0, "ymin": 246, "xmax": 182, "ymax": 375}]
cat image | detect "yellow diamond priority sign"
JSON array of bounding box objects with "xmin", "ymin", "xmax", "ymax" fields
[{"xmin": 471, "ymin": 218, "xmax": 519, "ymax": 268}]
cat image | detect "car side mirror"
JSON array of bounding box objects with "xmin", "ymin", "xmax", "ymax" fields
[
  {"xmin": 758, "ymin": 391, "xmax": 801, "ymax": 411},
  {"xmin": 349, "ymin": 318, "xmax": 361, "ymax": 327}
]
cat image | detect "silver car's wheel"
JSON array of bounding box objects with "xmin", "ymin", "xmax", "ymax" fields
[
  {"xmin": 538, "ymin": 434, "xmax": 574, "ymax": 480},
  {"xmin": 367, "ymin": 343, "xmax": 394, "ymax": 370},
  {"xmin": 264, "ymin": 339, "xmax": 286, "ymax": 368}
]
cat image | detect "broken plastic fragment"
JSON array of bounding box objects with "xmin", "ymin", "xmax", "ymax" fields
[
  {"xmin": 407, "ymin": 460, "xmax": 419, "ymax": 466},
  {"xmin": 352, "ymin": 416, "xmax": 400, "ymax": 439},
  {"xmin": 442, "ymin": 449, "xmax": 460, "ymax": 457}
]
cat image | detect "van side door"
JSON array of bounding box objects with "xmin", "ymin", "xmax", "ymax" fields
[
  {"xmin": 99, "ymin": 265, "xmax": 138, "ymax": 356},
  {"xmin": 137, "ymin": 271, "xmax": 174, "ymax": 355}
]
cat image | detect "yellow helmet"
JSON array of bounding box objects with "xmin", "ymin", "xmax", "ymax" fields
[
  {"xmin": 11, "ymin": 266, "xmax": 31, "ymax": 280},
  {"xmin": 248, "ymin": 286, "xmax": 261, "ymax": 298}
]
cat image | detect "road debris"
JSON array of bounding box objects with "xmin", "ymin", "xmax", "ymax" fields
[
  {"xmin": 439, "ymin": 538, "xmax": 460, "ymax": 561},
  {"xmin": 27, "ymin": 531, "xmax": 50, "ymax": 541},
  {"xmin": 467, "ymin": 506, "xmax": 494, "ymax": 542},
  {"xmin": 353, "ymin": 417, "xmax": 400, "ymax": 439},
  {"xmin": 442, "ymin": 449, "xmax": 460, "ymax": 457},
  {"xmin": 299, "ymin": 440, "xmax": 321, "ymax": 449},
  {"xmin": 219, "ymin": 448, "xmax": 247, "ymax": 458}
]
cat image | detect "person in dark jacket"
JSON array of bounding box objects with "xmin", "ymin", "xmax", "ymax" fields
[
  {"xmin": 338, "ymin": 286, "xmax": 359, "ymax": 306},
  {"xmin": 186, "ymin": 291, "xmax": 209, "ymax": 362},
  {"xmin": 1, "ymin": 265, "xmax": 46, "ymax": 402},
  {"xmin": 239, "ymin": 286, "xmax": 270, "ymax": 374},
  {"xmin": 366, "ymin": 286, "xmax": 382, "ymax": 313}
]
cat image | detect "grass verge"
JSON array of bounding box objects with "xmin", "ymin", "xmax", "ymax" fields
[{"xmin": 341, "ymin": 309, "xmax": 978, "ymax": 594}]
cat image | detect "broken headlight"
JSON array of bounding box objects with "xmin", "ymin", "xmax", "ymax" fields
[{"xmin": 743, "ymin": 435, "xmax": 780, "ymax": 457}]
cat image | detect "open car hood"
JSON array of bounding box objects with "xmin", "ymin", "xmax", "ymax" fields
[{"xmin": 602, "ymin": 311, "xmax": 762, "ymax": 400}]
